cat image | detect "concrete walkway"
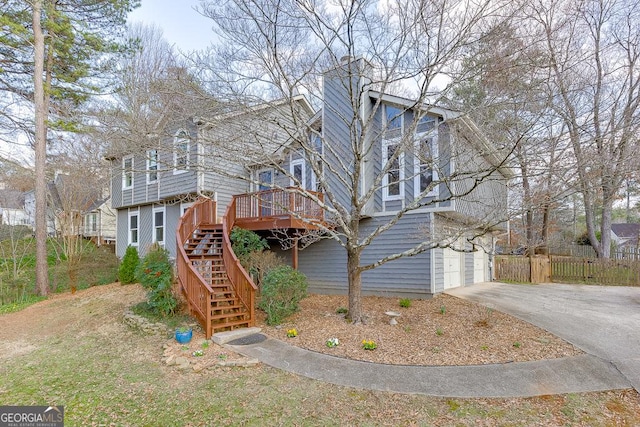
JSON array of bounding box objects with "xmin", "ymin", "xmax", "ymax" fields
[
  {"xmin": 448, "ymin": 282, "xmax": 640, "ymax": 395},
  {"xmin": 222, "ymin": 282, "xmax": 638, "ymax": 398}
]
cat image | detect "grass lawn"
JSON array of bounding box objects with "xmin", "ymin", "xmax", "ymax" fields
[{"xmin": 1, "ymin": 284, "xmax": 639, "ymax": 426}]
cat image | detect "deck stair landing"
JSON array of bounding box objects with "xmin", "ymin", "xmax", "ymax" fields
[{"xmin": 184, "ymin": 225, "xmax": 251, "ymax": 332}]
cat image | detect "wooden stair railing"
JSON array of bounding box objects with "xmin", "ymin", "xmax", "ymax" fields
[
  {"xmin": 176, "ymin": 198, "xmax": 257, "ymax": 338},
  {"xmin": 221, "ymin": 197, "xmax": 257, "ymax": 330}
]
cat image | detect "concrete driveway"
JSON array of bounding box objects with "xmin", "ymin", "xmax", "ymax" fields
[{"xmin": 448, "ymin": 282, "xmax": 640, "ymax": 393}]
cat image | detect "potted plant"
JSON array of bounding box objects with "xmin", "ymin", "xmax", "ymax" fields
[{"xmin": 175, "ymin": 326, "xmax": 193, "ymax": 344}]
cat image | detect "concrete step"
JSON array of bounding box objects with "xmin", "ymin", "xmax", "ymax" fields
[{"xmin": 212, "ymin": 326, "xmax": 262, "ymax": 345}]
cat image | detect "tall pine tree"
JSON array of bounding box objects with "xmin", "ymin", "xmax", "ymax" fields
[{"xmin": 1, "ymin": 0, "xmax": 138, "ymax": 294}]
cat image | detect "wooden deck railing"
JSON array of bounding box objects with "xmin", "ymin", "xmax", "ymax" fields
[
  {"xmin": 176, "ymin": 198, "xmax": 217, "ymax": 338},
  {"xmin": 222, "ymin": 197, "xmax": 257, "ymax": 325},
  {"xmin": 234, "ymin": 188, "xmax": 325, "ymax": 224}
]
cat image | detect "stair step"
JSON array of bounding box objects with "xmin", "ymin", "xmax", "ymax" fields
[
  {"xmin": 211, "ymin": 303, "xmax": 245, "ymax": 311},
  {"xmin": 212, "ymin": 297, "xmax": 237, "ymax": 304},
  {"xmin": 211, "ymin": 319, "xmax": 252, "ymax": 332},
  {"xmin": 210, "ymin": 311, "xmax": 248, "ymax": 321}
]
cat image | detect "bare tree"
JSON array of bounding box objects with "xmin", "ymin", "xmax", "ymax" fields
[
  {"xmin": 524, "ymin": 0, "xmax": 640, "ymax": 258},
  {"xmin": 451, "ymin": 21, "xmax": 577, "ymax": 255},
  {"xmin": 98, "ymin": 23, "xmax": 220, "ymax": 165},
  {"xmin": 196, "ymin": 0, "xmax": 515, "ymax": 322}
]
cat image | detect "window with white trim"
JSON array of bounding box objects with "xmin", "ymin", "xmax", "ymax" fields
[
  {"xmin": 384, "ymin": 104, "xmax": 403, "ymax": 138},
  {"xmin": 290, "ymin": 157, "xmax": 305, "ymax": 189},
  {"xmin": 85, "ymin": 212, "xmax": 97, "ymax": 233},
  {"xmin": 382, "ymin": 139, "xmax": 404, "ymax": 200},
  {"xmin": 153, "ymin": 206, "xmax": 165, "ymax": 245},
  {"xmin": 122, "ymin": 156, "xmax": 133, "ymax": 189},
  {"xmin": 128, "ymin": 211, "xmax": 139, "ymax": 246},
  {"xmin": 147, "ymin": 149, "xmax": 158, "ymax": 183},
  {"xmin": 414, "ymin": 116, "xmax": 438, "ymax": 197},
  {"xmin": 173, "ymin": 130, "xmax": 189, "ymax": 172}
]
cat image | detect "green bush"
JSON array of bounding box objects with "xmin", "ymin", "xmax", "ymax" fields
[
  {"xmin": 258, "ymin": 265, "xmax": 308, "ymax": 325},
  {"xmin": 118, "ymin": 246, "xmax": 139, "ymax": 284},
  {"xmin": 135, "ymin": 246, "xmax": 177, "ymax": 317},
  {"xmin": 230, "ymin": 227, "xmax": 268, "ymax": 258}
]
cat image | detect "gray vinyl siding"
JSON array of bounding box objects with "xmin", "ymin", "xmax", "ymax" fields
[
  {"xmin": 116, "ymin": 209, "xmax": 129, "ymax": 258},
  {"xmin": 293, "ymin": 212, "xmax": 433, "ymax": 298},
  {"xmin": 433, "ymin": 248, "xmax": 444, "ymax": 293},
  {"xmin": 437, "ymin": 123, "xmax": 453, "ymax": 208},
  {"xmin": 452, "ymin": 146, "xmax": 507, "ymax": 225},
  {"xmin": 322, "ymin": 66, "xmax": 362, "ymax": 211},
  {"xmin": 138, "ymin": 205, "xmax": 153, "ymax": 255},
  {"xmin": 165, "ymin": 203, "xmax": 181, "ymax": 260},
  {"xmin": 110, "ymin": 165, "xmax": 123, "ymax": 209}
]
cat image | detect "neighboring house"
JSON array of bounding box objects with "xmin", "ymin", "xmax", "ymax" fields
[
  {"xmin": 110, "ymin": 59, "xmax": 509, "ymax": 298},
  {"xmin": 611, "ymin": 223, "xmax": 640, "ymax": 250},
  {"xmin": 82, "ymin": 197, "xmax": 116, "ymax": 246},
  {"xmin": 24, "ymin": 174, "xmax": 115, "ymax": 243},
  {"xmin": 0, "ymin": 189, "xmax": 30, "ymax": 227},
  {"xmin": 24, "ymin": 189, "xmax": 57, "ymax": 235}
]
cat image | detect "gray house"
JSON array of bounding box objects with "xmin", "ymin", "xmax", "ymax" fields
[
  {"xmin": 108, "ymin": 95, "xmax": 316, "ymax": 260},
  {"xmin": 110, "ymin": 59, "xmax": 509, "ymax": 335}
]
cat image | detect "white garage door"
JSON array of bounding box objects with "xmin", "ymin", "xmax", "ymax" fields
[
  {"xmin": 473, "ymin": 249, "xmax": 486, "ymax": 283},
  {"xmin": 443, "ymin": 248, "xmax": 462, "ymax": 289}
]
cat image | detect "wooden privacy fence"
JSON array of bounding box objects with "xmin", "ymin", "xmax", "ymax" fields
[
  {"xmin": 494, "ymin": 256, "xmax": 550, "ymax": 283},
  {"xmin": 495, "ymin": 255, "xmax": 640, "ymax": 286}
]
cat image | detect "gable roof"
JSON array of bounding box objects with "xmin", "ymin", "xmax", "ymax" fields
[
  {"xmin": 0, "ymin": 189, "xmax": 24, "ymax": 209},
  {"xmin": 369, "ymin": 91, "xmax": 514, "ymax": 179},
  {"xmin": 611, "ymin": 223, "xmax": 640, "ymax": 239}
]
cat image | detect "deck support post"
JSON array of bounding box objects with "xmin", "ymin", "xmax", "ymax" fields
[{"xmin": 292, "ymin": 237, "xmax": 299, "ymax": 270}]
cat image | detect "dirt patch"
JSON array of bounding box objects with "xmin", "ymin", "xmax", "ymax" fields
[{"xmin": 258, "ymin": 293, "xmax": 583, "ymax": 365}]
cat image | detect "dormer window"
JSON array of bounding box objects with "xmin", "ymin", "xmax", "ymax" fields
[{"xmin": 173, "ymin": 130, "xmax": 190, "ymax": 173}]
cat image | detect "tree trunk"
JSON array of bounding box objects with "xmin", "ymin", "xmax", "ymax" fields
[
  {"xmin": 346, "ymin": 245, "xmax": 364, "ymax": 324},
  {"xmin": 33, "ymin": 0, "xmax": 49, "ymax": 296},
  {"xmin": 540, "ymin": 193, "xmax": 550, "ymax": 255},
  {"xmin": 600, "ymin": 195, "xmax": 614, "ymax": 259}
]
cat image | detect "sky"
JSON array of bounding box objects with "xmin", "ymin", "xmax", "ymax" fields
[{"xmin": 127, "ymin": 0, "xmax": 215, "ymax": 52}]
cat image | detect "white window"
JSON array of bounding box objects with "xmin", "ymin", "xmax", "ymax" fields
[
  {"xmin": 128, "ymin": 211, "xmax": 139, "ymax": 246},
  {"xmin": 414, "ymin": 116, "xmax": 439, "ymax": 197},
  {"xmin": 384, "ymin": 104, "xmax": 403, "ymax": 138},
  {"xmin": 147, "ymin": 149, "xmax": 158, "ymax": 183},
  {"xmin": 173, "ymin": 130, "xmax": 190, "ymax": 173},
  {"xmin": 257, "ymin": 169, "xmax": 273, "ymax": 191},
  {"xmin": 122, "ymin": 156, "xmax": 133, "ymax": 189},
  {"xmin": 153, "ymin": 206, "xmax": 165, "ymax": 245},
  {"xmin": 180, "ymin": 202, "xmax": 194, "ymax": 217},
  {"xmin": 290, "ymin": 157, "xmax": 306, "ymax": 189},
  {"xmin": 85, "ymin": 213, "xmax": 98, "ymax": 233},
  {"xmin": 382, "ymin": 140, "xmax": 404, "ymax": 200}
]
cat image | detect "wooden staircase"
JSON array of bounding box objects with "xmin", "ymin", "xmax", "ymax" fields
[
  {"xmin": 176, "ymin": 191, "xmax": 325, "ymax": 338},
  {"xmin": 176, "ymin": 198, "xmax": 257, "ymax": 338},
  {"xmin": 184, "ymin": 226, "xmax": 252, "ymax": 331}
]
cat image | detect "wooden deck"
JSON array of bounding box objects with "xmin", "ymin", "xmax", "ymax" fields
[{"xmin": 233, "ymin": 188, "xmax": 327, "ymax": 231}]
